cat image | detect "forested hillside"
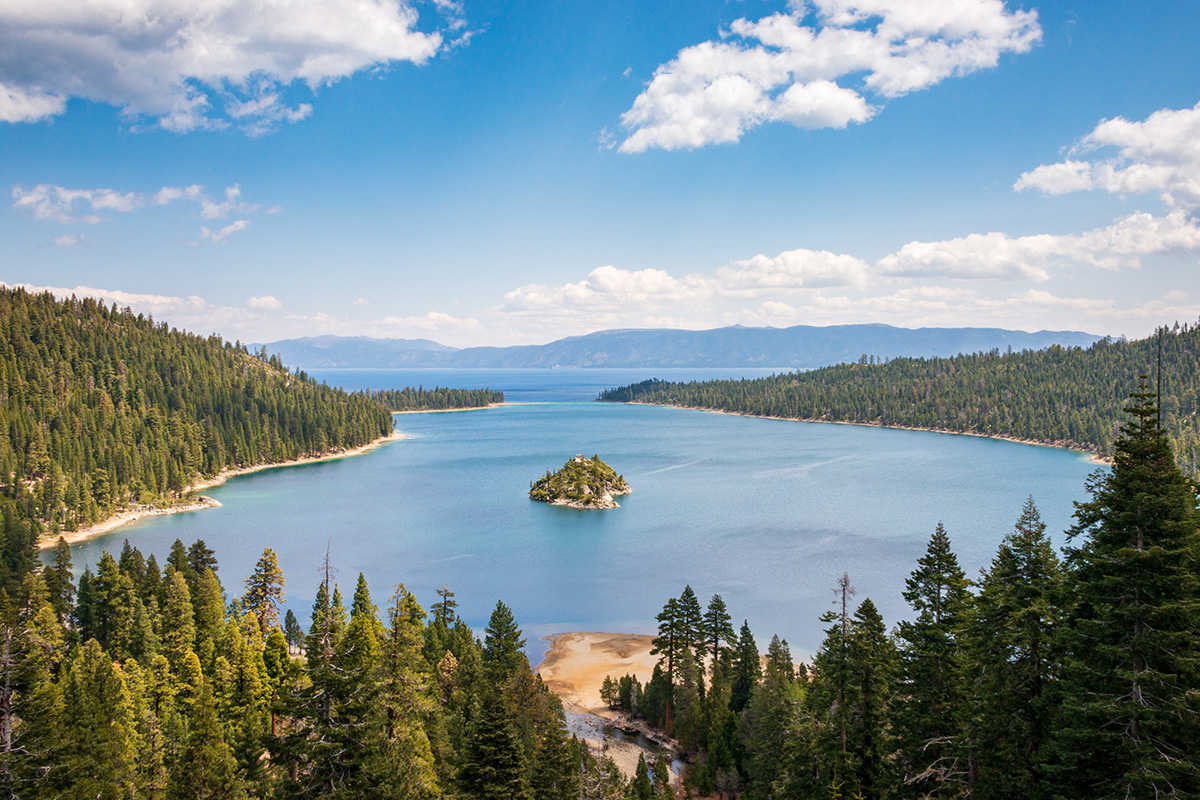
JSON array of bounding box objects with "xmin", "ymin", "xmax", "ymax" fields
[
  {"xmin": 599, "ymin": 322, "xmax": 1200, "ymax": 477},
  {"xmin": 4, "ymin": 384, "xmax": 1196, "ymax": 798},
  {"xmin": 604, "ymin": 390, "xmax": 1200, "ymax": 798},
  {"xmin": 362, "ymin": 385, "xmax": 504, "ymax": 411},
  {"xmin": 0, "ymin": 288, "xmax": 393, "ymax": 535}
]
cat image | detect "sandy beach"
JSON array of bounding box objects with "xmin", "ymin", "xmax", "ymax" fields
[
  {"xmin": 38, "ymin": 429, "xmax": 406, "ymax": 550},
  {"xmin": 538, "ymin": 632, "xmax": 668, "ymax": 778}
]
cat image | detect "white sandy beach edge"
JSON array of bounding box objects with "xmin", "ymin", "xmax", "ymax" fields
[{"xmin": 39, "ymin": 429, "xmax": 407, "ymax": 550}]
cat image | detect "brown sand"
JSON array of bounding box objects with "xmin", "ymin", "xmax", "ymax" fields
[
  {"xmin": 538, "ymin": 631, "xmax": 658, "ymax": 715},
  {"xmin": 537, "ymin": 632, "xmax": 667, "ymax": 779}
]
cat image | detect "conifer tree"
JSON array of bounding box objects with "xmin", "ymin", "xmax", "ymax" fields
[
  {"xmin": 741, "ymin": 634, "xmax": 800, "ymax": 797},
  {"xmin": 459, "ymin": 684, "xmax": 529, "ymax": 800},
  {"xmin": 702, "ymin": 594, "xmax": 736, "ymax": 666},
  {"xmin": 365, "ymin": 583, "xmax": 440, "ymax": 799},
  {"xmin": 1051, "ymin": 379, "xmax": 1200, "ymax": 796},
  {"xmin": 729, "ymin": 620, "xmax": 760, "ymax": 714},
  {"xmin": 651, "ymin": 596, "xmax": 685, "ymax": 727},
  {"xmin": 968, "ymin": 497, "xmax": 1064, "ymax": 799},
  {"xmin": 242, "ymin": 548, "xmax": 286, "ymax": 633},
  {"xmin": 483, "ymin": 600, "xmax": 526, "ymax": 679},
  {"xmin": 895, "ymin": 523, "xmax": 971, "ymax": 796}
]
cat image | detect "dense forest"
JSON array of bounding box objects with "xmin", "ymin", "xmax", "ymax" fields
[
  {"xmin": 598, "ymin": 322, "xmax": 1200, "ymax": 478},
  {"xmin": 0, "ymin": 384, "xmax": 1193, "ymax": 797},
  {"xmin": 604, "ymin": 385, "xmax": 1200, "ymax": 798},
  {"xmin": 361, "ymin": 386, "xmax": 504, "ymax": 411},
  {"xmin": 5, "ymin": 537, "xmax": 638, "ymax": 798},
  {"xmin": 0, "ymin": 288, "xmax": 394, "ymax": 534},
  {"xmin": 0, "ymin": 288, "xmax": 504, "ymax": 537}
]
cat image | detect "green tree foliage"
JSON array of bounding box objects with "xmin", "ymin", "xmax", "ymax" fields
[
  {"xmin": 361, "ymin": 386, "xmax": 504, "ymax": 411},
  {"xmin": 242, "ymin": 547, "xmax": 286, "ymax": 632},
  {"xmin": 598, "ymin": 323, "xmax": 1200, "ymax": 478},
  {"xmin": 968, "ymin": 497, "xmax": 1064, "ymax": 800},
  {"xmin": 894, "ymin": 523, "xmax": 971, "ymax": 796},
  {"xmin": 529, "ymin": 454, "xmax": 631, "ymax": 506},
  {"xmin": 1051, "ymin": 380, "xmax": 1200, "ymax": 796},
  {"xmin": 0, "ymin": 287, "xmax": 393, "ymax": 534}
]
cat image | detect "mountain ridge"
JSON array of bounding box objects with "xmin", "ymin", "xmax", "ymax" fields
[{"xmin": 259, "ymin": 324, "xmax": 1104, "ymax": 370}]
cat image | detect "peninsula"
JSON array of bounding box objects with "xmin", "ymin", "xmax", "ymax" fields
[{"xmin": 530, "ymin": 454, "xmax": 631, "ymax": 509}]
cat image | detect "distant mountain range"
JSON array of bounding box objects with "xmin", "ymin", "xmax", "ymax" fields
[{"xmin": 258, "ymin": 325, "xmax": 1105, "ymax": 370}]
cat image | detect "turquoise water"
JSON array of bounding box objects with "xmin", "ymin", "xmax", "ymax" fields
[{"xmin": 53, "ymin": 369, "xmax": 1101, "ymax": 659}]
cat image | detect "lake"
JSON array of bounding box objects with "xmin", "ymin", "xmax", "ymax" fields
[{"xmin": 52, "ymin": 368, "xmax": 1101, "ymax": 661}]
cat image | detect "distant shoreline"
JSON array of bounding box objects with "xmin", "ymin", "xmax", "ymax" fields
[
  {"xmin": 624, "ymin": 401, "xmax": 1112, "ymax": 466},
  {"xmin": 392, "ymin": 402, "xmax": 508, "ymax": 414},
  {"xmin": 38, "ymin": 429, "xmax": 407, "ymax": 550}
]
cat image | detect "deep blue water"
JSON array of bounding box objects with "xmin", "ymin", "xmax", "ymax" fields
[{"xmin": 52, "ymin": 369, "xmax": 1101, "ymax": 660}]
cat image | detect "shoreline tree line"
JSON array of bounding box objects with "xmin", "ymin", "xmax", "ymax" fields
[
  {"xmin": 0, "ymin": 287, "xmax": 499, "ymax": 536},
  {"xmin": 603, "ymin": 381, "xmax": 1199, "ymax": 798},
  {"xmin": 598, "ymin": 322, "xmax": 1200, "ymax": 479}
]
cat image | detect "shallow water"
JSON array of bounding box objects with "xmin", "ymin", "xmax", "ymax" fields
[{"xmin": 53, "ymin": 369, "xmax": 1100, "ymax": 658}]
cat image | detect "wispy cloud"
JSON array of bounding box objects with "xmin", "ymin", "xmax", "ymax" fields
[
  {"xmin": 12, "ymin": 181, "xmax": 271, "ymax": 244},
  {"xmin": 618, "ymin": 0, "xmax": 1040, "ymax": 152},
  {"xmin": 12, "ymin": 185, "xmax": 142, "ymax": 224},
  {"xmin": 1015, "ymin": 101, "xmax": 1200, "ymax": 214},
  {"xmin": 0, "ymin": 0, "xmax": 464, "ymax": 133}
]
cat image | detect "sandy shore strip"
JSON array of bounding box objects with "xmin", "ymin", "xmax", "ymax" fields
[
  {"xmin": 628, "ymin": 401, "xmax": 1113, "ymax": 466},
  {"xmin": 39, "ymin": 429, "xmax": 406, "ymax": 550},
  {"xmin": 538, "ymin": 631, "xmax": 659, "ymax": 714},
  {"xmin": 538, "ymin": 632, "xmax": 669, "ymax": 778}
]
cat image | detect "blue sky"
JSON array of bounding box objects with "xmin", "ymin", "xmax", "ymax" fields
[{"xmin": 3, "ymin": 0, "xmax": 1198, "ymax": 346}]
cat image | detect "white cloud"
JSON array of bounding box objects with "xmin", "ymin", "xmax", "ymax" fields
[
  {"xmin": 13, "ymin": 180, "xmax": 272, "ymax": 243},
  {"xmin": 1015, "ymin": 101, "xmax": 1200, "ymax": 213},
  {"xmin": 12, "ymin": 184, "xmax": 143, "ymax": 223},
  {"xmin": 52, "ymin": 233, "xmax": 88, "ymax": 247},
  {"xmin": 198, "ymin": 219, "xmax": 251, "ymax": 244},
  {"xmin": 880, "ymin": 211, "xmax": 1200, "ymax": 279},
  {"xmin": 718, "ymin": 248, "xmax": 871, "ymax": 291},
  {"xmin": 352, "ymin": 297, "xmax": 370, "ymax": 305},
  {"xmin": 618, "ymin": 0, "xmax": 1039, "ymax": 152},
  {"xmin": 247, "ymin": 295, "xmax": 283, "ymax": 311},
  {"xmin": 0, "ymin": 0, "xmax": 458, "ymax": 132}
]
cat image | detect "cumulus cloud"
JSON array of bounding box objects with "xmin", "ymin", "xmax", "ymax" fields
[
  {"xmin": 0, "ymin": 0, "xmax": 461, "ymax": 132},
  {"xmin": 247, "ymin": 295, "xmax": 283, "ymax": 311},
  {"xmin": 1015, "ymin": 101, "xmax": 1200, "ymax": 214},
  {"xmin": 52, "ymin": 233, "xmax": 88, "ymax": 247},
  {"xmin": 618, "ymin": 0, "xmax": 1040, "ymax": 152},
  {"xmin": 880, "ymin": 210, "xmax": 1200, "ymax": 279},
  {"xmin": 718, "ymin": 248, "xmax": 871, "ymax": 291}
]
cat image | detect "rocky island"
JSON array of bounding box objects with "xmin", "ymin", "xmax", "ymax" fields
[{"xmin": 530, "ymin": 454, "xmax": 631, "ymax": 509}]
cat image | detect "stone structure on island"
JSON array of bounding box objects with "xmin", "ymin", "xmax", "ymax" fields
[{"xmin": 529, "ymin": 454, "xmax": 631, "ymax": 509}]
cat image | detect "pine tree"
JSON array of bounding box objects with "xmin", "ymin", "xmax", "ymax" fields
[
  {"xmin": 459, "ymin": 684, "xmax": 529, "ymax": 800},
  {"xmin": 365, "ymin": 583, "xmax": 439, "ymax": 799},
  {"xmin": 702, "ymin": 594, "xmax": 735, "ymax": 666},
  {"xmin": 729, "ymin": 620, "xmax": 760, "ymax": 715},
  {"xmin": 968, "ymin": 497, "xmax": 1064, "ymax": 799},
  {"xmin": 242, "ymin": 548, "xmax": 286, "ymax": 632},
  {"xmin": 895, "ymin": 523, "xmax": 971, "ymax": 796},
  {"xmin": 1051, "ymin": 379, "xmax": 1200, "ymax": 796},
  {"xmin": 846, "ymin": 599, "xmax": 898, "ymax": 800},
  {"xmin": 483, "ymin": 600, "xmax": 526, "ymax": 679},
  {"xmin": 741, "ymin": 634, "xmax": 801, "ymax": 797},
  {"xmin": 651, "ymin": 596, "xmax": 685, "ymax": 727}
]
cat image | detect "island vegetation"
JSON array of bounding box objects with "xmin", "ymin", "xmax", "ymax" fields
[
  {"xmin": 0, "ymin": 381, "xmax": 1194, "ymax": 798},
  {"xmin": 358, "ymin": 385, "xmax": 504, "ymax": 411},
  {"xmin": 530, "ymin": 454, "xmax": 631, "ymax": 509},
  {"xmin": 598, "ymin": 321, "xmax": 1200, "ymax": 478}
]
